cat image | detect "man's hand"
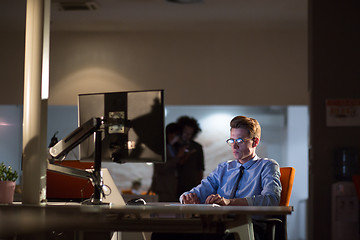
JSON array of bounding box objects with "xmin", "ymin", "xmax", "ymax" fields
[
  {"xmin": 205, "ymin": 194, "xmax": 249, "ymax": 206},
  {"xmin": 205, "ymin": 194, "xmax": 230, "ymax": 206},
  {"xmin": 182, "ymin": 193, "xmax": 200, "ymax": 204},
  {"xmin": 177, "ymin": 147, "xmax": 196, "ymax": 165}
]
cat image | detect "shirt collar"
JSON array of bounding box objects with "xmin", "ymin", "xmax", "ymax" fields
[
  {"xmin": 239, "ymin": 155, "xmax": 259, "ymax": 169},
  {"xmin": 228, "ymin": 155, "xmax": 260, "ymax": 170}
]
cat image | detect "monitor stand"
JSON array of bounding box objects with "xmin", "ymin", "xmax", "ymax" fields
[{"xmin": 83, "ymin": 130, "xmax": 107, "ymax": 205}]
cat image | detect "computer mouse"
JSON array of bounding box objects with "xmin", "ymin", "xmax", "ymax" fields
[{"xmin": 126, "ymin": 198, "xmax": 147, "ymax": 205}]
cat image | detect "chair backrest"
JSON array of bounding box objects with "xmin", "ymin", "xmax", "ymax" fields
[
  {"xmin": 47, "ymin": 160, "xmax": 94, "ymax": 200},
  {"xmin": 279, "ymin": 167, "xmax": 295, "ymax": 206}
]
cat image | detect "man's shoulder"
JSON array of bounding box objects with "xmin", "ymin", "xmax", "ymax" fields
[
  {"xmin": 261, "ymin": 157, "xmax": 278, "ymax": 163},
  {"xmin": 255, "ymin": 157, "xmax": 280, "ymax": 167}
]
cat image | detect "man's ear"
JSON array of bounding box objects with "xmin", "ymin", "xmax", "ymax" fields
[{"xmin": 252, "ymin": 138, "xmax": 260, "ymax": 147}]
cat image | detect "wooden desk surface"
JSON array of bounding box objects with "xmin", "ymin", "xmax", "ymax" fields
[{"xmin": 0, "ymin": 203, "xmax": 293, "ymax": 237}]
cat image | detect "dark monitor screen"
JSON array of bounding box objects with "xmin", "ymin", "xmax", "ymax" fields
[{"xmin": 78, "ymin": 90, "xmax": 166, "ymax": 164}]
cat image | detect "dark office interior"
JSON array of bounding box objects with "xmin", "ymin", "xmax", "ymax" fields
[{"xmin": 0, "ymin": 1, "xmax": 359, "ymax": 240}]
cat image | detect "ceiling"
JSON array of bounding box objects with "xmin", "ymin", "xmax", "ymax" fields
[{"xmin": 1, "ymin": 0, "xmax": 307, "ymax": 32}]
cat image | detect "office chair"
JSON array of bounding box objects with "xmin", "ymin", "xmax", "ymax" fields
[
  {"xmin": 259, "ymin": 167, "xmax": 295, "ymax": 240},
  {"xmin": 279, "ymin": 167, "xmax": 295, "ymax": 206},
  {"xmin": 46, "ymin": 160, "xmax": 94, "ymax": 201}
]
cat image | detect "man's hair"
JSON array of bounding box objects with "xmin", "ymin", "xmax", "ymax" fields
[
  {"xmin": 230, "ymin": 116, "xmax": 261, "ymax": 139},
  {"xmin": 176, "ymin": 116, "xmax": 202, "ymax": 138}
]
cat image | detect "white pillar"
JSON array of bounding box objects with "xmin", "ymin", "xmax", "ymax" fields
[{"xmin": 22, "ymin": 0, "xmax": 49, "ymax": 204}]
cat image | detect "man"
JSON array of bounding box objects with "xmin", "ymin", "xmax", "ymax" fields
[
  {"xmin": 176, "ymin": 116, "xmax": 205, "ymax": 198},
  {"xmin": 181, "ymin": 115, "xmax": 281, "ymax": 207},
  {"xmin": 152, "ymin": 116, "xmax": 282, "ymax": 240}
]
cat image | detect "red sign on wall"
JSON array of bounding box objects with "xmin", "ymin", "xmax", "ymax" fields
[{"xmin": 326, "ymin": 99, "xmax": 360, "ymax": 127}]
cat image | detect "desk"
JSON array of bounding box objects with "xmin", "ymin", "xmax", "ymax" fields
[{"xmin": 0, "ymin": 204, "xmax": 293, "ymax": 240}]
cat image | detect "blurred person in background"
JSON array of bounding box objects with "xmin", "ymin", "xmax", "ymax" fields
[
  {"xmin": 176, "ymin": 116, "xmax": 205, "ymax": 199},
  {"xmin": 150, "ymin": 123, "xmax": 185, "ymax": 202},
  {"xmin": 130, "ymin": 179, "xmax": 142, "ymax": 195}
]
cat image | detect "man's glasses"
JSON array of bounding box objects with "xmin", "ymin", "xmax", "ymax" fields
[{"xmin": 226, "ymin": 138, "xmax": 252, "ymax": 146}]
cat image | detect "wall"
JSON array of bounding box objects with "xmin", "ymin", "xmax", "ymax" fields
[
  {"xmin": 48, "ymin": 30, "xmax": 308, "ymax": 106},
  {"xmin": 287, "ymin": 106, "xmax": 309, "ymax": 240},
  {"xmin": 0, "ymin": 31, "xmax": 25, "ymax": 104},
  {"xmin": 0, "ymin": 28, "xmax": 307, "ymax": 106},
  {"xmin": 0, "ymin": 105, "xmax": 23, "ymax": 184}
]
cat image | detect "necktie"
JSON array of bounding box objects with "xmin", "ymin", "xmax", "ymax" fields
[{"xmin": 229, "ymin": 166, "xmax": 245, "ymax": 199}]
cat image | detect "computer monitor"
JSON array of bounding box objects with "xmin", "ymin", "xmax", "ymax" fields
[{"xmin": 78, "ymin": 90, "xmax": 166, "ymax": 164}]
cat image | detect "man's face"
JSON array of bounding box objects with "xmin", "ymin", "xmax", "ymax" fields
[
  {"xmin": 230, "ymin": 128, "xmax": 257, "ymax": 163},
  {"xmin": 168, "ymin": 132, "xmax": 180, "ymax": 145},
  {"xmin": 182, "ymin": 125, "xmax": 194, "ymax": 142}
]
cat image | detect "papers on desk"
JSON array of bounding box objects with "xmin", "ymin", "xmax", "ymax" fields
[{"xmin": 166, "ymin": 203, "xmax": 221, "ymax": 207}]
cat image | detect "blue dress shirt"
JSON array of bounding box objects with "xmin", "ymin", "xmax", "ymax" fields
[{"xmin": 180, "ymin": 155, "xmax": 282, "ymax": 206}]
